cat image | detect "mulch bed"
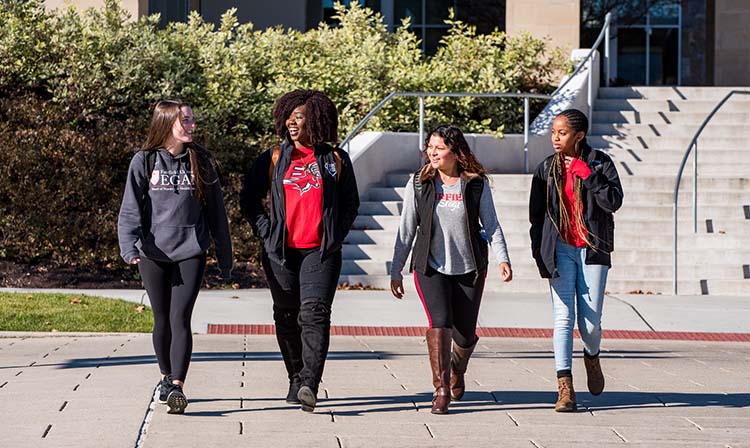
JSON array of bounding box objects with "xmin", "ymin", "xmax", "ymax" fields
[{"xmin": 0, "ymin": 260, "xmax": 269, "ymax": 289}]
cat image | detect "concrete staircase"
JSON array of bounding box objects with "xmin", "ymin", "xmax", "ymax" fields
[{"xmin": 341, "ymin": 87, "xmax": 750, "ymax": 295}]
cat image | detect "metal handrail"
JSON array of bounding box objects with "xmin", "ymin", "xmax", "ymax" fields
[
  {"xmin": 671, "ymin": 90, "xmax": 750, "ymax": 294},
  {"xmin": 340, "ymin": 91, "xmax": 552, "ymax": 173},
  {"xmin": 550, "ymin": 12, "xmax": 612, "ymax": 98}
]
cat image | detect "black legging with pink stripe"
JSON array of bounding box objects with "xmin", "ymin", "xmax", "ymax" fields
[{"xmin": 414, "ymin": 267, "xmax": 487, "ymax": 348}]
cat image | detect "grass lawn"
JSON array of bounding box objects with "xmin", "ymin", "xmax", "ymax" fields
[{"xmin": 0, "ymin": 292, "xmax": 153, "ymax": 332}]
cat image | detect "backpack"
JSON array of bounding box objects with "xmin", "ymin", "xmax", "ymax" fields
[{"xmin": 267, "ymin": 145, "xmax": 342, "ymax": 190}]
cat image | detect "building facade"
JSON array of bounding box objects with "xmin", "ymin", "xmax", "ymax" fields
[{"xmin": 43, "ymin": 0, "xmax": 750, "ymax": 86}]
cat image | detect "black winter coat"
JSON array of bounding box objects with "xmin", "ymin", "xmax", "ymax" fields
[
  {"xmin": 529, "ymin": 145, "xmax": 623, "ymax": 278},
  {"xmin": 239, "ymin": 142, "xmax": 359, "ymax": 265}
]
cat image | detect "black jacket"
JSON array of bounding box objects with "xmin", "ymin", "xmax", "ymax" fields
[
  {"xmin": 529, "ymin": 145, "xmax": 623, "ymax": 278},
  {"xmin": 239, "ymin": 142, "xmax": 359, "ymax": 265},
  {"xmin": 411, "ymin": 168, "xmax": 489, "ymax": 281}
]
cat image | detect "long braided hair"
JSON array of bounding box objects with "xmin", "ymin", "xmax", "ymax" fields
[
  {"xmin": 550, "ymin": 109, "xmax": 597, "ymax": 249},
  {"xmin": 419, "ymin": 124, "xmax": 487, "ymax": 182}
]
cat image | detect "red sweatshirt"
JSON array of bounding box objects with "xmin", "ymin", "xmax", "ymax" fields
[
  {"xmin": 561, "ymin": 157, "xmax": 591, "ymax": 248},
  {"xmin": 283, "ymin": 146, "xmax": 323, "ymax": 248}
]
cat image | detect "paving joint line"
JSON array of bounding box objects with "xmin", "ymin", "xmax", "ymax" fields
[{"xmin": 133, "ymin": 386, "xmax": 158, "ymax": 448}]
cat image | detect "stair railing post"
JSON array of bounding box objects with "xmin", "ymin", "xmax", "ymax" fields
[
  {"xmin": 693, "ymin": 140, "xmax": 698, "ymax": 233},
  {"xmin": 587, "ymin": 57, "xmax": 594, "ymax": 130},
  {"xmin": 605, "ymin": 13, "xmax": 611, "ymax": 87},
  {"xmin": 673, "ymin": 203, "xmax": 678, "ymax": 295},
  {"xmin": 523, "ymin": 96, "xmax": 530, "ymax": 174},
  {"xmin": 418, "ymin": 95, "xmax": 425, "ymax": 155}
]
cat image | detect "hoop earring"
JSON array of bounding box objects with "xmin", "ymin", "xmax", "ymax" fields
[{"xmin": 574, "ymin": 140, "xmax": 580, "ymax": 157}]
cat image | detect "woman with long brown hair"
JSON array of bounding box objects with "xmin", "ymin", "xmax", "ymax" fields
[
  {"xmin": 390, "ymin": 124, "xmax": 512, "ymax": 414},
  {"xmin": 529, "ymin": 108, "xmax": 623, "ymax": 412},
  {"xmin": 118, "ymin": 99, "xmax": 232, "ymax": 414}
]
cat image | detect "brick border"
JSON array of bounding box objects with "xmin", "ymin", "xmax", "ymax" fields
[{"xmin": 207, "ymin": 324, "xmax": 750, "ymax": 342}]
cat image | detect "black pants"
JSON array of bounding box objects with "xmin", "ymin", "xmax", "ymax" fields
[
  {"xmin": 138, "ymin": 254, "xmax": 206, "ymax": 382},
  {"xmin": 262, "ymin": 248, "xmax": 342, "ymax": 393},
  {"xmin": 414, "ymin": 267, "xmax": 487, "ymax": 348}
]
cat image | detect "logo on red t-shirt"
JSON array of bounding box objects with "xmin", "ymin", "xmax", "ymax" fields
[{"xmin": 283, "ymin": 161, "xmax": 321, "ymax": 196}]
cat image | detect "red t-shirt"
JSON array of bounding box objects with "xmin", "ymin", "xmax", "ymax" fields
[
  {"xmin": 283, "ymin": 146, "xmax": 324, "ymax": 248},
  {"xmin": 561, "ymin": 161, "xmax": 588, "ymax": 248}
]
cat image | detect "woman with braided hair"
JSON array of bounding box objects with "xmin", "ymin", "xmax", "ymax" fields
[
  {"xmin": 240, "ymin": 90, "xmax": 359, "ymax": 413},
  {"xmin": 529, "ymin": 109, "xmax": 623, "ymax": 412}
]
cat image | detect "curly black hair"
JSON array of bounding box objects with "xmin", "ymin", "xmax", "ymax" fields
[{"xmin": 272, "ymin": 89, "xmax": 338, "ymax": 145}]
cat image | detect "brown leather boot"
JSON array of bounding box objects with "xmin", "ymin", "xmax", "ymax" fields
[
  {"xmin": 555, "ymin": 376, "xmax": 576, "ymax": 412},
  {"xmin": 450, "ymin": 340, "xmax": 476, "ymax": 400},
  {"xmin": 584, "ymin": 352, "xmax": 605, "ymax": 396},
  {"xmin": 426, "ymin": 328, "xmax": 452, "ymax": 414}
]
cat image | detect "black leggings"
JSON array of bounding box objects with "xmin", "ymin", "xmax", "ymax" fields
[
  {"xmin": 414, "ymin": 267, "xmax": 487, "ymax": 348},
  {"xmin": 262, "ymin": 248, "xmax": 342, "ymax": 392},
  {"xmin": 138, "ymin": 254, "xmax": 206, "ymax": 382}
]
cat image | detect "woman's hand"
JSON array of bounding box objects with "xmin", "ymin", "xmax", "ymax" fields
[
  {"xmin": 390, "ymin": 279, "xmax": 404, "ymax": 299},
  {"xmin": 130, "ymin": 257, "xmax": 141, "ymax": 264},
  {"xmin": 567, "ymin": 158, "xmax": 591, "ymax": 180},
  {"xmin": 500, "ymin": 262, "xmax": 513, "ymax": 282}
]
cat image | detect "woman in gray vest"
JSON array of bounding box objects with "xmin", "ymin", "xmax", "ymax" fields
[{"xmin": 390, "ymin": 124, "xmax": 512, "ymax": 414}]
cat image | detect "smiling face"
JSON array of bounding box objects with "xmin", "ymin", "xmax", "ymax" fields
[
  {"xmin": 426, "ymin": 134, "xmax": 458, "ymax": 175},
  {"xmin": 286, "ymin": 105, "xmax": 311, "ymax": 147},
  {"xmin": 171, "ymin": 105, "xmax": 195, "ymax": 145},
  {"xmin": 551, "ymin": 116, "xmax": 584, "ymax": 157}
]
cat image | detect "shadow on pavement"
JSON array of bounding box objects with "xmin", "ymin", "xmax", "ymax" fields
[{"xmin": 181, "ymin": 391, "xmax": 750, "ymax": 417}]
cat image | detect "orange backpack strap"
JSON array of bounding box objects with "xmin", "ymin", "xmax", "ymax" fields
[
  {"xmin": 267, "ymin": 145, "xmax": 281, "ymax": 190},
  {"xmin": 332, "ymin": 148, "xmax": 342, "ymax": 182}
]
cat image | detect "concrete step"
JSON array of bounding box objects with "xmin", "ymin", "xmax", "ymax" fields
[
  {"xmin": 358, "ymin": 201, "xmax": 402, "ymax": 216},
  {"xmin": 591, "ymin": 123, "xmax": 749, "ymax": 138},
  {"xmin": 612, "ymin": 149, "xmax": 749, "ymax": 165},
  {"xmin": 343, "ymin": 233, "xmax": 748, "ymax": 260},
  {"xmin": 592, "ymin": 110, "xmax": 750, "ymax": 125},
  {"xmin": 594, "ymin": 99, "xmax": 750, "ymax": 113},
  {"xmin": 589, "ymin": 135, "xmax": 745, "ymax": 149},
  {"xmin": 341, "ymin": 242, "xmax": 750, "ymax": 268},
  {"xmin": 620, "ymin": 163, "xmax": 750, "ymax": 177},
  {"xmin": 365, "ymin": 184, "xmax": 750, "ymax": 205},
  {"xmin": 598, "ymin": 86, "xmax": 750, "ymax": 100}
]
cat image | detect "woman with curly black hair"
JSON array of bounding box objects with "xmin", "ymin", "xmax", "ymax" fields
[
  {"xmin": 390, "ymin": 124, "xmax": 512, "ymax": 414},
  {"xmin": 240, "ymin": 89, "xmax": 359, "ymax": 413},
  {"xmin": 529, "ymin": 109, "xmax": 623, "ymax": 412}
]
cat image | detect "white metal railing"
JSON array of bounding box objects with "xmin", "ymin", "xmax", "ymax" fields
[
  {"xmin": 550, "ymin": 12, "xmax": 612, "ymax": 126},
  {"xmin": 671, "ymin": 90, "xmax": 750, "ymax": 295},
  {"xmin": 340, "ymin": 92, "xmax": 552, "ymax": 173}
]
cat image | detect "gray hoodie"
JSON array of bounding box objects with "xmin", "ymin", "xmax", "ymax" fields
[{"xmin": 117, "ymin": 148, "xmax": 233, "ymax": 276}]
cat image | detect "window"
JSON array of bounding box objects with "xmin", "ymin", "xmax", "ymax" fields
[
  {"xmin": 323, "ymin": 0, "xmax": 504, "ymax": 55},
  {"xmin": 323, "ymin": 0, "xmax": 382, "ymax": 24},
  {"xmin": 149, "ymin": 0, "xmax": 192, "ymax": 26}
]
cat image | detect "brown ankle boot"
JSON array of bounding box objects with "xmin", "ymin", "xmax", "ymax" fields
[
  {"xmin": 450, "ymin": 340, "xmax": 476, "ymax": 401},
  {"xmin": 584, "ymin": 353, "xmax": 605, "ymax": 396},
  {"xmin": 555, "ymin": 376, "xmax": 576, "ymax": 412},
  {"xmin": 426, "ymin": 328, "xmax": 452, "ymax": 414}
]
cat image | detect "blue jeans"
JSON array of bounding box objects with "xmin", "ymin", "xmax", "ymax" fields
[{"xmin": 549, "ymin": 239, "xmax": 609, "ymax": 372}]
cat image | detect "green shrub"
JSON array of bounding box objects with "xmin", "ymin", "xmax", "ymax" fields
[{"xmin": 0, "ymin": 1, "xmax": 567, "ymax": 271}]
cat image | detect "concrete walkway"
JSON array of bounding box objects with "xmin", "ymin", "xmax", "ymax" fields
[
  {"xmin": 2, "ymin": 287, "xmax": 750, "ymax": 334},
  {"xmin": 1, "ymin": 288, "xmax": 749, "ymax": 447}
]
